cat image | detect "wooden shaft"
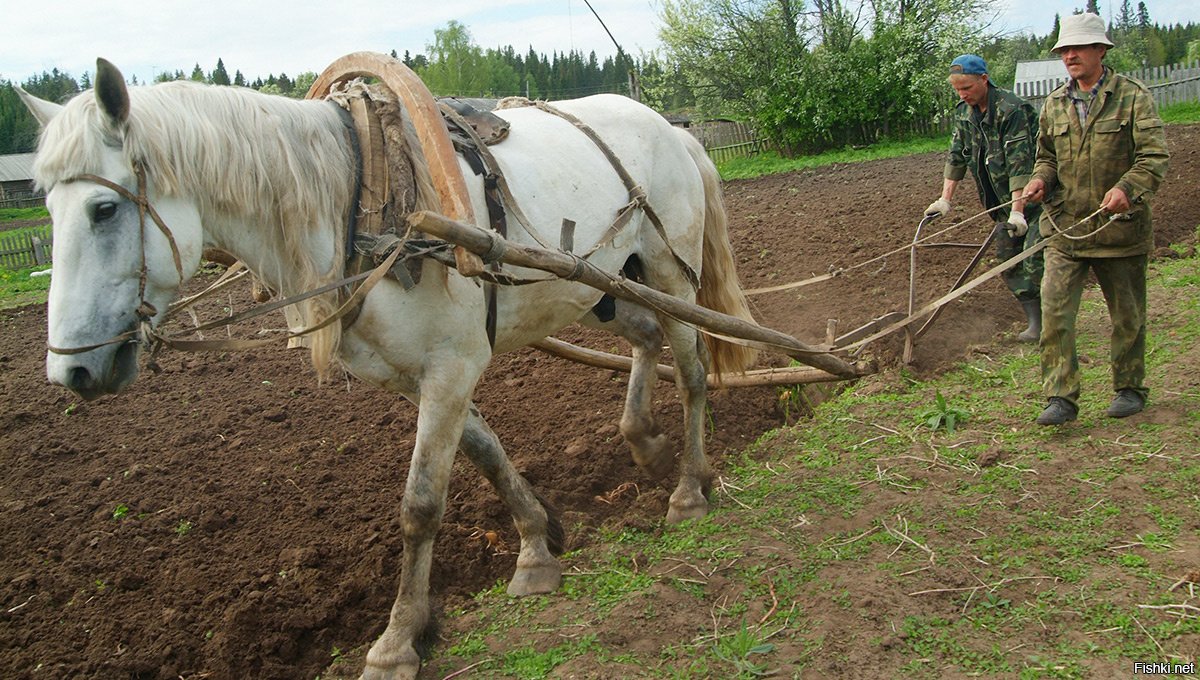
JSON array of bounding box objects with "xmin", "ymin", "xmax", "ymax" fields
[
  {"xmin": 409, "ymin": 210, "xmax": 861, "ymax": 379},
  {"xmin": 532, "ymin": 337, "xmax": 850, "ymax": 388}
]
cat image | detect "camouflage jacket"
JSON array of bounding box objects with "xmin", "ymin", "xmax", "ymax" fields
[
  {"xmin": 1031, "ymin": 67, "xmax": 1169, "ymax": 257},
  {"xmin": 944, "ymin": 84, "xmax": 1040, "ymax": 219}
]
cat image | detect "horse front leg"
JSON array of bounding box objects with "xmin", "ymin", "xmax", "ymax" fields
[
  {"xmin": 460, "ymin": 404, "xmax": 564, "ymax": 595},
  {"xmin": 360, "ymin": 372, "xmax": 476, "ymax": 680},
  {"xmin": 661, "ymin": 318, "xmax": 712, "ymax": 524}
]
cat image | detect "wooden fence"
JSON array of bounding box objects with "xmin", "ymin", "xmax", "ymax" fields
[
  {"xmin": 688, "ymin": 120, "xmax": 765, "ymax": 164},
  {"xmin": 0, "ymin": 226, "xmax": 52, "ymax": 270},
  {"xmin": 0, "ymin": 195, "xmax": 46, "ymax": 210},
  {"xmin": 1014, "ymin": 59, "xmax": 1200, "ymax": 110}
]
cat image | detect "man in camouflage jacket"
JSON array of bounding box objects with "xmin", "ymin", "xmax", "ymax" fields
[
  {"xmin": 1023, "ymin": 12, "xmax": 1169, "ymax": 425},
  {"xmin": 926, "ymin": 54, "xmax": 1044, "ymax": 343}
]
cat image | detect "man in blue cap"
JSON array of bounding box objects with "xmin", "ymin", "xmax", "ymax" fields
[{"xmin": 925, "ymin": 54, "xmax": 1045, "ymax": 343}]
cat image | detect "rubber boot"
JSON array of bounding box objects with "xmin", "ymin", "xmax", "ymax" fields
[{"xmin": 1018, "ymin": 298, "xmax": 1041, "ymax": 343}]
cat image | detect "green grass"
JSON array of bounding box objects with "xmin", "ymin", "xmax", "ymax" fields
[
  {"xmin": 1158, "ymin": 100, "xmax": 1200, "ymax": 124},
  {"xmin": 0, "ymin": 264, "xmax": 51, "ymax": 310},
  {"xmin": 0, "ymin": 206, "xmax": 49, "ymax": 223},
  {"xmin": 718, "ymin": 135, "xmax": 950, "ymax": 180}
]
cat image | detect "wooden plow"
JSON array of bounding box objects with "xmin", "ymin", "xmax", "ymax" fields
[
  {"xmin": 405, "ymin": 205, "xmax": 1035, "ymax": 388},
  {"xmin": 752, "ymin": 210, "xmax": 1021, "ymax": 367},
  {"xmin": 900, "ymin": 214, "xmax": 1005, "ymax": 363}
]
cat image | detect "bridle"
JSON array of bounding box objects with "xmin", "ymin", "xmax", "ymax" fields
[
  {"xmin": 47, "ymin": 162, "xmax": 184, "ymax": 355},
  {"xmin": 45, "ymin": 160, "xmax": 406, "ymax": 357}
]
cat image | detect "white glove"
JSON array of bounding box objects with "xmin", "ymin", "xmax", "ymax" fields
[
  {"xmin": 925, "ymin": 198, "xmax": 951, "ymax": 218},
  {"xmin": 1006, "ymin": 211, "xmax": 1028, "ymax": 237}
]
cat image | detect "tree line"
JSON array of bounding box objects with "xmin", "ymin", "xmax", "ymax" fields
[
  {"xmin": 3, "ymin": 4, "xmax": 1199, "ymax": 157},
  {"xmin": 0, "ymin": 21, "xmax": 640, "ymax": 155}
]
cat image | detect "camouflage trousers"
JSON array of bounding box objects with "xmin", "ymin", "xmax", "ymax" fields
[
  {"xmin": 1040, "ymin": 249, "xmax": 1148, "ymax": 406},
  {"xmin": 995, "ymin": 214, "xmax": 1044, "ymax": 302}
]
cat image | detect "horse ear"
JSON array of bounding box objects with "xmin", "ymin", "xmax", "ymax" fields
[
  {"xmin": 94, "ymin": 58, "xmax": 130, "ymax": 124},
  {"xmin": 15, "ymin": 86, "xmax": 64, "ymax": 127}
]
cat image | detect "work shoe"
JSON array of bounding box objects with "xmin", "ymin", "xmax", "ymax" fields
[
  {"xmin": 1036, "ymin": 398, "xmax": 1078, "ymax": 425},
  {"xmin": 1105, "ymin": 389, "xmax": 1145, "ymax": 418}
]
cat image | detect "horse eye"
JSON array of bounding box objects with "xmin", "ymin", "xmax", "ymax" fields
[{"xmin": 92, "ymin": 202, "xmax": 118, "ymax": 222}]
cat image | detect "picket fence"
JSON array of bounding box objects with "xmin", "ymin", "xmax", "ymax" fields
[
  {"xmin": 686, "ymin": 120, "xmax": 765, "ymax": 164},
  {"xmin": 1014, "ymin": 59, "xmax": 1200, "ymax": 109},
  {"xmin": 0, "ymin": 195, "xmax": 46, "ymax": 210},
  {"xmin": 0, "ymin": 226, "xmax": 52, "ymax": 270}
]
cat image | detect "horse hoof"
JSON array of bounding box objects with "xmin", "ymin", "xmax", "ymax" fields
[
  {"xmin": 359, "ymin": 663, "xmax": 418, "ymax": 680},
  {"xmin": 666, "ymin": 499, "xmax": 708, "ymax": 524},
  {"xmin": 507, "ymin": 562, "xmax": 563, "ymax": 596},
  {"xmin": 630, "ymin": 433, "xmax": 673, "ymax": 480},
  {"xmin": 361, "ymin": 644, "xmax": 420, "ymax": 680}
]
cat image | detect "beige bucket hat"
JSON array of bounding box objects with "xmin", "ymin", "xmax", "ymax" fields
[{"xmin": 1052, "ymin": 12, "xmax": 1115, "ymax": 52}]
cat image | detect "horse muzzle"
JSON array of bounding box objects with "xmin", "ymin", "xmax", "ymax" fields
[{"xmin": 47, "ymin": 339, "xmax": 142, "ymax": 400}]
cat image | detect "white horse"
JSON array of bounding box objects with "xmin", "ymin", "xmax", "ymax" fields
[{"xmin": 20, "ymin": 58, "xmax": 756, "ymax": 679}]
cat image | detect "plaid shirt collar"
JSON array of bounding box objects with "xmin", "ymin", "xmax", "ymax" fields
[{"xmin": 1067, "ymin": 66, "xmax": 1109, "ymax": 125}]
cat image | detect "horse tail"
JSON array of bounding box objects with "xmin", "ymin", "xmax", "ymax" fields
[{"xmin": 676, "ymin": 128, "xmax": 759, "ymax": 380}]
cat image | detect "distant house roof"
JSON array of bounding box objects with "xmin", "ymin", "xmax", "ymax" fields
[
  {"xmin": 1014, "ymin": 59, "xmax": 1068, "ymax": 88},
  {"xmin": 0, "ymin": 153, "xmax": 36, "ymax": 183}
]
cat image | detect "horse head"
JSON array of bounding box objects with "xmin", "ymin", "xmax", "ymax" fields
[{"xmin": 19, "ymin": 59, "xmax": 204, "ymax": 400}]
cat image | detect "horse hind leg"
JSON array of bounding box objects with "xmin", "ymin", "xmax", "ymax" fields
[
  {"xmin": 582, "ymin": 294, "xmax": 674, "ymax": 481},
  {"xmin": 460, "ymin": 404, "xmax": 564, "ymax": 596},
  {"xmin": 659, "ymin": 316, "xmax": 713, "ymax": 524}
]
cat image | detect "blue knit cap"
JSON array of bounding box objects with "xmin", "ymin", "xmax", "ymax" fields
[{"xmin": 949, "ymin": 54, "xmax": 988, "ymax": 75}]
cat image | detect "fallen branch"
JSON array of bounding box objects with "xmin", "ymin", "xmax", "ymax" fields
[
  {"xmin": 1137, "ymin": 603, "xmax": 1200, "ymax": 618},
  {"xmin": 883, "ymin": 516, "xmax": 935, "ymax": 564}
]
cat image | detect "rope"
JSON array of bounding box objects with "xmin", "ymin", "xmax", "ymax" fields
[{"xmin": 1043, "ymin": 206, "xmax": 1116, "ymax": 240}]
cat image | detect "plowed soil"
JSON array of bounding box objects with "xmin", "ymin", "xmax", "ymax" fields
[{"xmin": 2, "ymin": 124, "xmax": 1198, "ymax": 679}]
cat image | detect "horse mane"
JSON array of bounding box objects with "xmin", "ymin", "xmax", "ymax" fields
[{"xmin": 34, "ymin": 80, "xmax": 441, "ymax": 380}]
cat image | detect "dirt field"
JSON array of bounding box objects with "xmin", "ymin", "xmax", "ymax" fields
[{"xmin": 1, "ymin": 124, "xmax": 1198, "ymax": 680}]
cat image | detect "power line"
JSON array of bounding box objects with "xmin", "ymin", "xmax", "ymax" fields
[{"xmin": 581, "ymin": 0, "xmax": 625, "ymax": 55}]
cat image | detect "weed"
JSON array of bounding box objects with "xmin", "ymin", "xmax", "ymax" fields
[
  {"xmin": 175, "ymin": 520, "xmax": 194, "ymax": 536},
  {"xmin": 711, "ymin": 621, "xmax": 776, "ymax": 677},
  {"xmin": 777, "ymin": 386, "xmax": 804, "ymax": 422},
  {"xmin": 977, "ymin": 592, "xmax": 1011, "ymax": 611},
  {"xmin": 916, "ymin": 390, "xmax": 969, "ymax": 433},
  {"xmin": 112, "ymin": 504, "xmax": 130, "ymax": 521}
]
